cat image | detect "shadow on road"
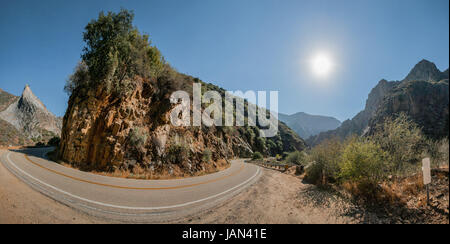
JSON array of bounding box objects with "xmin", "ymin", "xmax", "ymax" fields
[{"xmin": 9, "ymin": 147, "xmax": 55, "ymax": 161}]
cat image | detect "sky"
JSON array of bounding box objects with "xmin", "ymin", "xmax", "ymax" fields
[{"xmin": 0, "ymin": 0, "xmax": 448, "ymax": 121}]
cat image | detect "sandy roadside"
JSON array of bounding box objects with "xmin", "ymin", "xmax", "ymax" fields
[
  {"xmin": 174, "ymin": 167, "xmax": 376, "ymax": 224},
  {"xmin": 0, "ymin": 149, "xmax": 106, "ymax": 224}
]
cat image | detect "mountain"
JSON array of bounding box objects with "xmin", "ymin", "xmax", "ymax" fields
[
  {"xmin": 0, "ymin": 88, "xmax": 31, "ymax": 146},
  {"xmin": 403, "ymin": 59, "xmax": 448, "ymax": 82},
  {"xmin": 278, "ymin": 112, "xmax": 341, "ymax": 139},
  {"xmin": 0, "ymin": 85, "xmax": 62, "ymax": 143},
  {"xmin": 307, "ymin": 59, "xmax": 449, "ymax": 146}
]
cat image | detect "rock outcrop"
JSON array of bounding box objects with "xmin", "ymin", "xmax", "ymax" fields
[
  {"xmin": 58, "ymin": 9, "xmax": 305, "ymax": 176},
  {"xmin": 307, "ymin": 59, "xmax": 449, "ymax": 146},
  {"xmin": 0, "ymin": 85, "xmax": 62, "ymax": 141},
  {"xmin": 278, "ymin": 112, "xmax": 341, "ymax": 139},
  {"xmin": 59, "ymin": 76, "xmax": 306, "ymax": 175}
]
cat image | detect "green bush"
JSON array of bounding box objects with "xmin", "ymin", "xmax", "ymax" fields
[
  {"xmin": 166, "ymin": 143, "xmax": 191, "ymax": 164},
  {"xmin": 128, "ymin": 127, "xmax": 148, "ymax": 148},
  {"xmin": 252, "ymin": 151, "xmax": 263, "ymax": 160},
  {"xmin": 284, "ymin": 151, "xmax": 305, "ymax": 165},
  {"xmin": 338, "ymin": 138, "xmax": 388, "ymax": 185},
  {"xmin": 64, "ymin": 62, "xmax": 90, "ymax": 95}
]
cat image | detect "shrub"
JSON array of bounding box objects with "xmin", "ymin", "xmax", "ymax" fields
[
  {"xmin": 304, "ymin": 138, "xmax": 343, "ymax": 184},
  {"xmin": 202, "ymin": 149, "xmax": 212, "ymax": 163},
  {"xmin": 370, "ymin": 113, "xmax": 425, "ymax": 175},
  {"xmin": 338, "ymin": 138, "xmax": 388, "ymax": 186},
  {"xmin": 424, "ymin": 138, "xmax": 449, "ymax": 168},
  {"xmin": 284, "ymin": 151, "xmax": 305, "ymax": 165},
  {"xmin": 252, "ymin": 151, "xmax": 263, "ymax": 160},
  {"xmin": 304, "ymin": 161, "xmax": 325, "ymax": 185},
  {"xmin": 47, "ymin": 136, "xmax": 61, "ymax": 147},
  {"xmin": 64, "ymin": 62, "xmax": 90, "ymax": 95},
  {"xmin": 166, "ymin": 143, "xmax": 190, "ymax": 164},
  {"xmin": 128, "ymin": 127, "xmax": 148, "ymax": 148}
]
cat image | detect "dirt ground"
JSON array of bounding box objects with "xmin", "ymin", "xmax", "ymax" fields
[
  {"xmin": 0, "ymin": 153, "xmax": 105, "ymax": 224},
  {"xmin": 1, "ymin": 155, "xmax": 447, "ymax": 224},
  {"xmin": 176, "ymin": 167, "xmax": 379, "ymax": 224}
]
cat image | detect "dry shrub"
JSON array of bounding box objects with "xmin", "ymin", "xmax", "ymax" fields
[
  {"xmin": 304, "ymin": 137, "xmax": 343, "ymax": 185},
  {"xmin": 370, "ymin": 113, "xmax": 425, "ymax": 176}
]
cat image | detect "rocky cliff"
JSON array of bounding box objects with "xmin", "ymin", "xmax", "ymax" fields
[
  {"xmin": 58, "ymin": 10, "xmax": 306, "ymax": 176},
  {"xmin": 307, "ymin": 59, "xmax": 449, "ymax": 146},
  {"xmin": 278, "ymin": 112, "xmax": 341, "ymax": 139},
  {"xmin": 368, "ymin": 61, "xmax": 449, "ymax": 139},
  {"xmin": 0, "ymin": 85, "xmax": 62, "ymax": 142},
  {"xmin": 59, "ymin": 75, "xmax": 305, "ymax": 175}
]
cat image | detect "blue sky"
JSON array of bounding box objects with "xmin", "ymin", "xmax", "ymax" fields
[{"xmin": 0, "ymin": 0, "xmax": 448, "ymax": 121}]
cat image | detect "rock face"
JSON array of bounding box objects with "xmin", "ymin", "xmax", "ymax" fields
[
  {"xmin": 307, "ymin": 60, "xmax": 449, "ymax": 146},
  {"xmin": 59, "ymin": 76, "xmax": 306, "ymax": 175},
  {"xmin": 0, "ymin": 88, "xmax": 30, "ymax": 146},
  {"xmin": 403, "ymin": 59, "xmax": 447, "ymax": 83},
  {"xmin": 0, "ymin": 85, "xmax": 62, "ymax": 141},
  {"xmin": 278, "ymin": 112, "xmax": 341, "ymax": 139}
]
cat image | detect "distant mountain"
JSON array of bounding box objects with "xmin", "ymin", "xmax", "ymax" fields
[
  {"xmin": 0, "ymin": 88, "xmax": 30, "ymax": 146},
  {"xmin": 0, "ymin": 88, "xmax": 17, "ymax": 111},
  {"xmin": 307, "ymin": 59, "xmax": 449, "ymax": 146},
  {"xmin": 278, "ymin": 112, "xmax": 341, "ymax": 139},
  {"xmin": 0, "ymin": 85, "xmax": 62, "ymax": 143}
]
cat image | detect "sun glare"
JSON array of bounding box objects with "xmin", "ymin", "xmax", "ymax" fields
[{"xmin": 311, "ymin": 52, "xmax": 334, "ymax": 78}]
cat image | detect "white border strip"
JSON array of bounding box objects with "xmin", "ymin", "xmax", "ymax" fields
[{"xmin": 6, "ymin": 151, "xmax": 260, "ymax": 210}]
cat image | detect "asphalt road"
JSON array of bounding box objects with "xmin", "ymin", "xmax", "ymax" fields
[{"xmin": 0, "ymin": 147, "xmax": 262, "ymax": 223}]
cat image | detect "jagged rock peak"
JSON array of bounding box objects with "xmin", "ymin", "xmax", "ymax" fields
[
  {"xmin": 20, "ymin": 84, "xmax": 47, "ymax": 112},
  {"xmin": 403, "ymin": 59, "xmax": 443, "ymax": 82},
  {"xmin": 0, "ymin": 84, "xmax": 61, "ymax": 139}
]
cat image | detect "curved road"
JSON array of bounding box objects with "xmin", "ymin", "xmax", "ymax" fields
[{"xmin": 0, "ymin": 147, "xmax": 262, "ymax": 223}]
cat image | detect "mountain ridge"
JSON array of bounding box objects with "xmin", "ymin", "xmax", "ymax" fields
[
  {"xmin": 307, "ymin": 59, "xmax": 449, "ymax": 146},
  {"xmin": 278, "ymin": 112, "xmax": 341, "ymax": 139}
]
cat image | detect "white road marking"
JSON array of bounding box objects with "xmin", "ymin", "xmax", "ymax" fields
[{"xmin": 6, "ymin": 151, "xmax": 260, "ymax": 211}]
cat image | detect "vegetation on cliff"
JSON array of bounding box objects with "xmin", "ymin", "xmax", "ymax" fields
[{"xmin": 59, "ymin": 9, "xmax": 305, "ymax": 176}]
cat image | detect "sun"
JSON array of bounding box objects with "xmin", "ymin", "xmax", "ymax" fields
[{"xmin": 310, "ymin": 52, "xmax": 334, "ymax": 78}]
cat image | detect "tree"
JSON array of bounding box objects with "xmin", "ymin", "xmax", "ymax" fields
[{"xmin": 73, "ymin": 9, "xmax": 165, "ymax": 95}]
